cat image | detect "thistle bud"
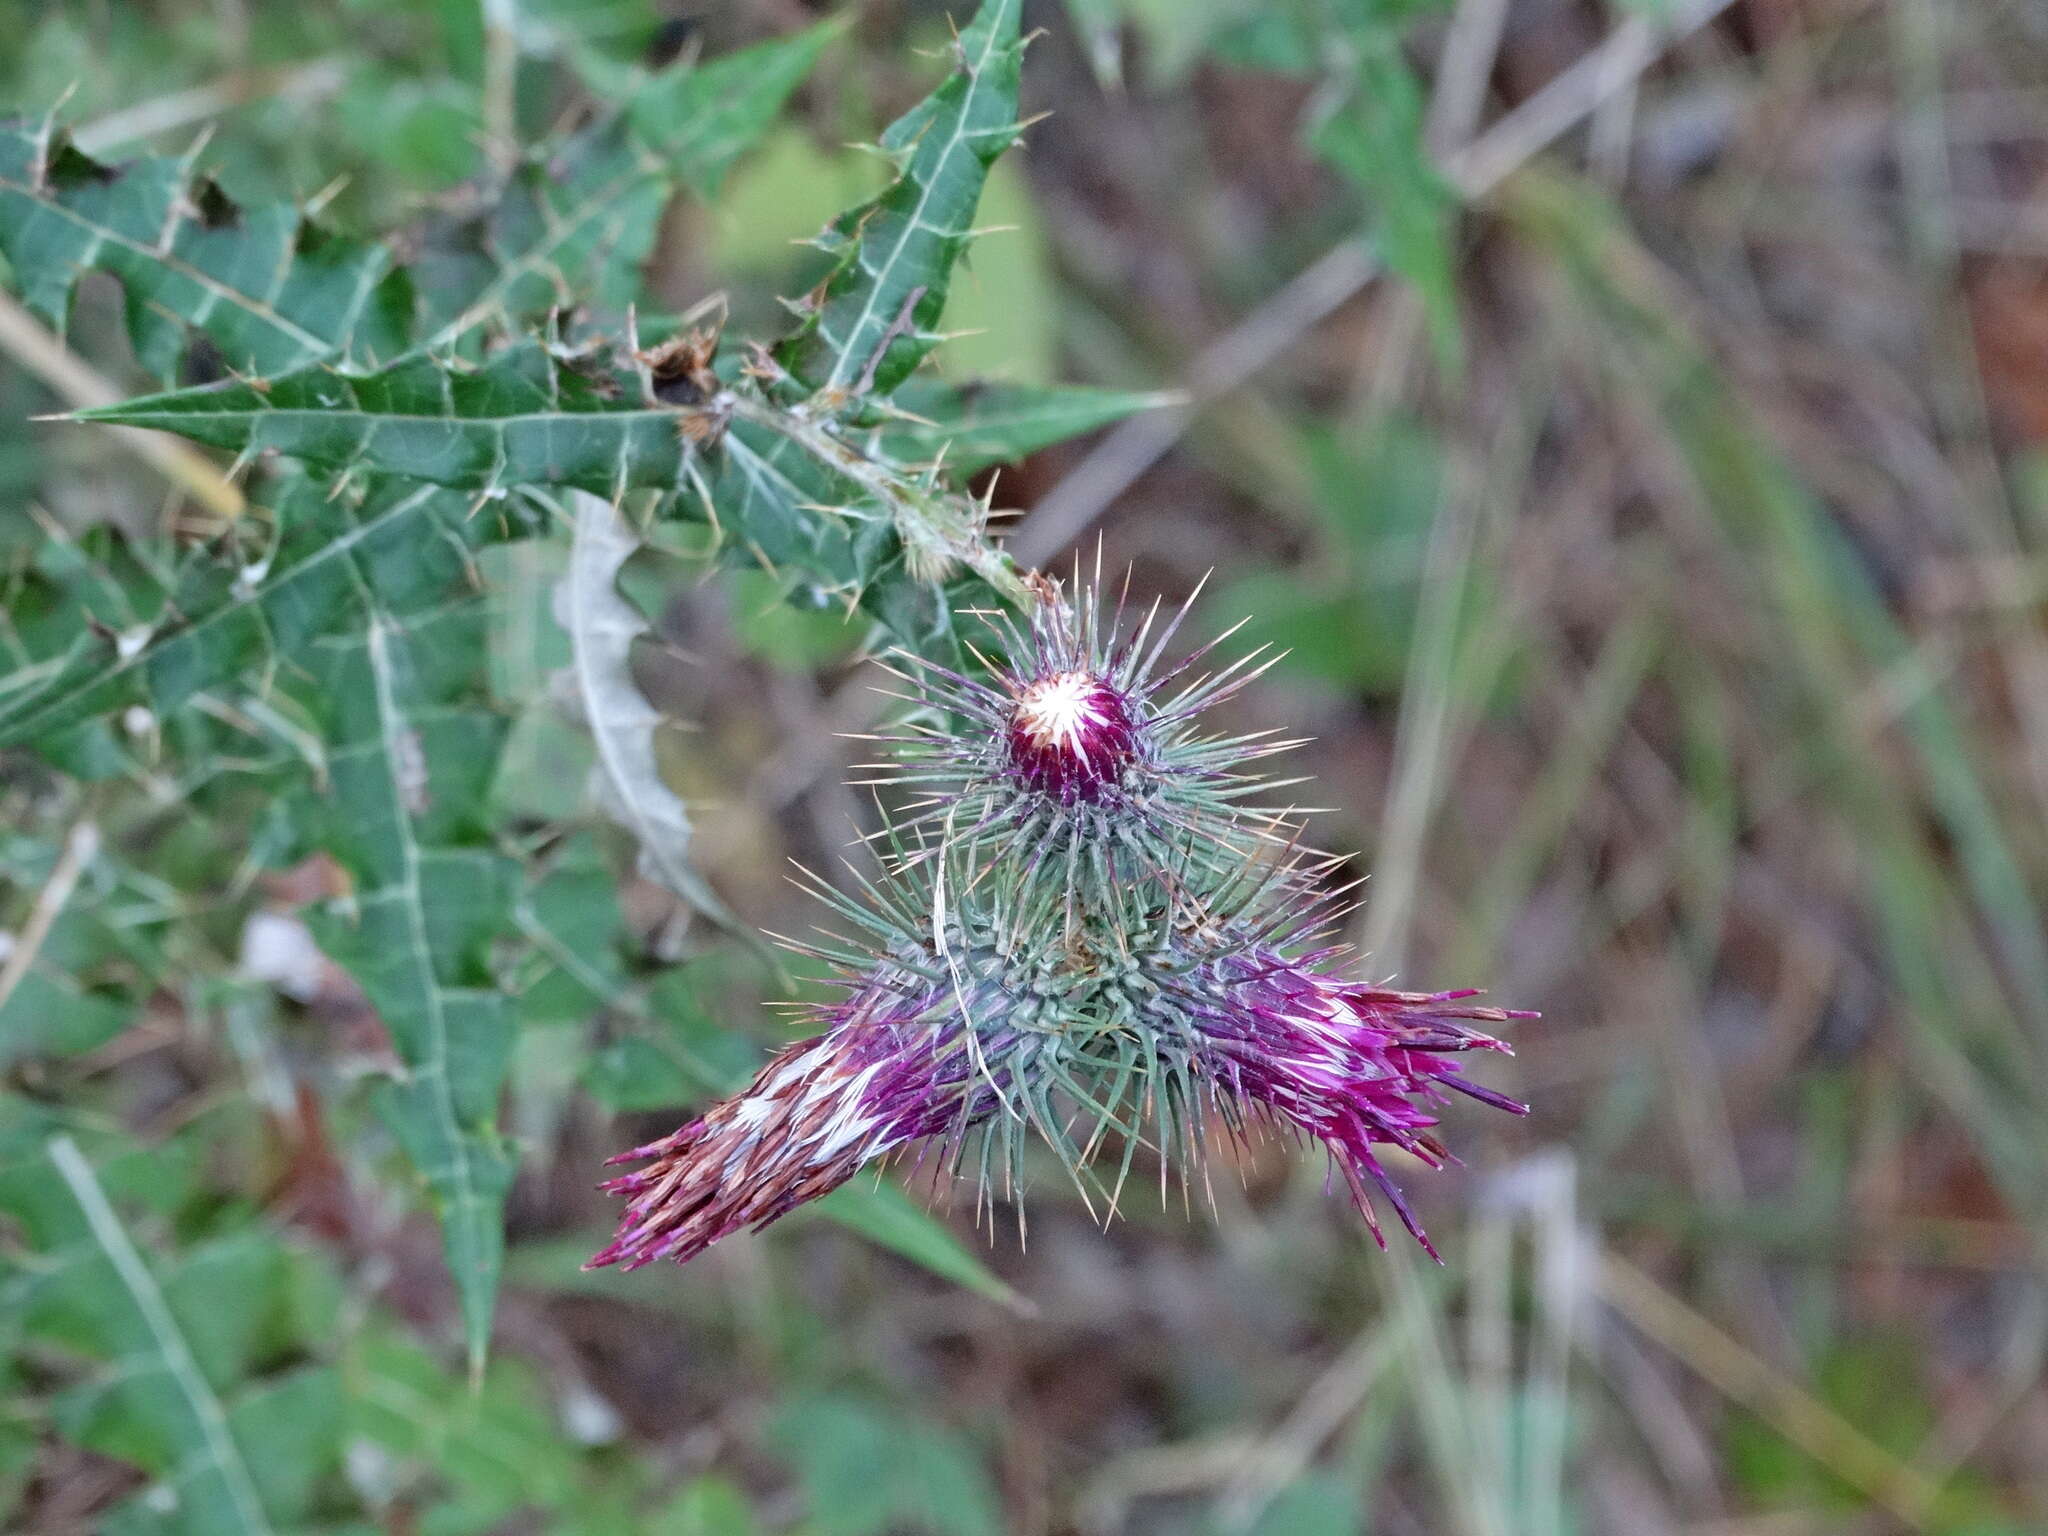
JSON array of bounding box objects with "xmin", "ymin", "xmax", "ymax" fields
[{"xmin": 881, "ymin": 577, "xmax": 1296, "ymax": 887}]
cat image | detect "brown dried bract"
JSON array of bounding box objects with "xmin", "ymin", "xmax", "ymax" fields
[{"xmin": 637, "ymin": 323, "xmax": 723, "ymax": 408}]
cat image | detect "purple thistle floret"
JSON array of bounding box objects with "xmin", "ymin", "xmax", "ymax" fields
[
  {"xmin": 587, "ymin": 975, "xmax": 1000, "ymax": 1272},
  {"xmin": 1188, "ymin": 952, "xmax": 1533, "ymax": 1260},
  {"xmin": 1004, "ymin": 668, "xmax": 1139, "ymax": 803}
]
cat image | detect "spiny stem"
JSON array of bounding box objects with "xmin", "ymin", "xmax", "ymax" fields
[{"xmin": 724, "ymin": 392, "xmax": 1033, "ymax": 607}]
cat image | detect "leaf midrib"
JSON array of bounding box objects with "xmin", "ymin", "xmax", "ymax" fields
[{"xmin": 357, "ymin": 611, "xmax": 486, "ymax": 1257}]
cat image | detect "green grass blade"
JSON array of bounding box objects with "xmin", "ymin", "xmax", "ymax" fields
[{"xmin": 1510, "ymin": 169, "xmax": 2048, "ymax": 1203}]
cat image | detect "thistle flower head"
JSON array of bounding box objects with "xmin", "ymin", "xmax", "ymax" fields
[
  {"xmin": 877, "ymin": 573, "xmax": 1298, "ymax": 886},
  {"xmin": 1184, "ymin": 954, "xmax": 1532, "ymax": 1259},
  {"xmin": 593, "ymin": 577, "xmax": 1534, "ymax": 1273},
  {"xmin": 587, "ymin": 968, "xmax": 1001, "ymax": 1271}
]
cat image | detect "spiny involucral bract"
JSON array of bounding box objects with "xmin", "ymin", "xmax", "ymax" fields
[
  {"xmin": 591, "ymin": 580, "xmax": 1531, "ymax": 1271},
  {"xmin": 588, "ymin": 850, "xmax": 1168, "ymax": 1271}
]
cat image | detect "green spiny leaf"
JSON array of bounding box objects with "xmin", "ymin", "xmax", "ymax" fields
[
  {"xmin": 627, "ymin": 18, "xmax": 847, "ymax": 199},
  {"xmin": 7, "ymin": 478, "xmax": 547, "ymax": 1372},
  {"xmin": 0, "ymin": 1120, "xmax": 341, "ymax": 1535},
  {"xmin": 877, "ymin": 378, "xmax": 1180, "ymax": 473},
  {"xmin": 0, "ymin": 19, "xmax": 834, "ymax": 379},
  {"xmin": 415, "ymin": 23, "xmax": 835, "ymax": 352},
  {"xmin": 0, "ymin": 477, "xmax": 543, "ymax": 762},
  {"xmin": 0, "ymin": 115, "xmax": 412, "ymax": 379},
  {"xmin": 707, "ymin": 415, "xmax": 1019, "ymax": 659},
  {"xmin": 411, "ymin": 119, "xmax": 672, "ymax": 353},
  {"xmin": 0, "ymin": 510, "xmax": 348, "ymax": 788},
  {"xmin": 277, "ymin": 489, "xmax": 525, "ymax": 1372},
  {"xmin": 74, "ymin": 344, "xmax": 686, "ymax": 496},
  {"xmin": 773, "ymin": 0, "xmax": 1026, "ymax": 401},
  {"xmin": 73, "ymin": 342, "xmax": 1021, "ymax": 651}
]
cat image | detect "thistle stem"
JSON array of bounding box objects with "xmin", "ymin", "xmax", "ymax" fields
[{"xmin": 724, "ymin": 392, "xmax": 1034, "ymax": 607}]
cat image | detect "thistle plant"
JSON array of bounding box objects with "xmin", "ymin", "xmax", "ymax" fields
[
  {"xmin": 592, "ymin": 578, "xmax": 1530, "ymax": 1270},
  {"xmin": 0, "ymin": 0, "xmax": 1530, "ymax": 1429}
]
